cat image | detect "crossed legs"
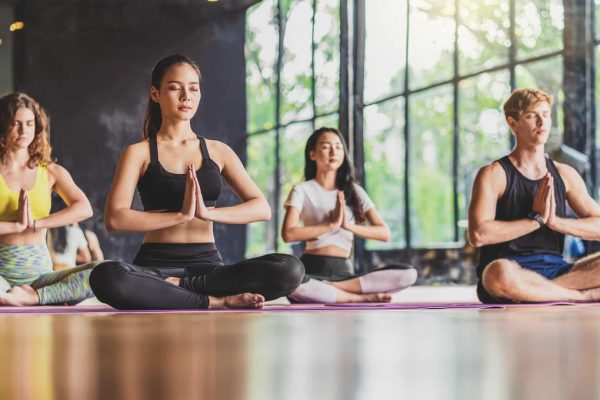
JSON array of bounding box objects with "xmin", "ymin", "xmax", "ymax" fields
[
  {"xmin": 289, "ymin": 265, "xmax": 418, "ymax": 303},
  {"xmin": 481, "ymin": 253, "xmax": 600, "ymax": 303},
  {"xmin": 0, "ymin": 262, "xmax": 100, "ymax": 306}
]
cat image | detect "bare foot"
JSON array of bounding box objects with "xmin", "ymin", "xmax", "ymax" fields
[
  {"xmin": 225, "ymin": 293, "xmax": 265, "ymax": 309},
  {"xmin": 336, "ymin": 291, "xmax": 392, "ymax": 303},
  {"xmin": 208, "ymin": 293, "xmax": 265, "ymax": 309},
  {"xmin": 581, "ymin": 287, "xmax": 600, "ymax": 302},
  {"xmin": 0, "ymin": 285, "xmax": 40, "ymax": 306},
  {"xmin": 165, "ymin": 277, "xmax": 180, "ymax": 286},
  {"xmin": 0, "ymin": 291, "xmax": 13, "ymax": 306}
]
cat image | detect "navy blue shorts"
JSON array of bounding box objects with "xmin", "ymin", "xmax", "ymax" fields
[{"xmin": 477, "ymin": 253, "xmax": 574, "ymax": 304}]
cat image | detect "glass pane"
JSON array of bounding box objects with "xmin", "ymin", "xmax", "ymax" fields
[
  {"xmin": 364, "ymin": 0, "xmax": 407, "ymax": 103},
  {"xmin": 515, "ymin": 56, "xmax": 564, "ymax": 139},
  {"xmin": 279, "ymin": 122, "xmax": 313, "ymax": 253},
  {"xmin": 315, "ymin": 113, "xmax": 338, "ymax": 129},
  {"xmin": 458, "ymin": 71, "xmax": 511, "ymax": 240},
  {"xmin": 246, "ymin": 0, "xmax": 277, "ymax": 133},
  {"xmin": 515, "ymin": 0, "xmax": 563, "ymax": 59},
  {"xmin": 281, "ymin": 0, "xmax": 313, "ymax": 124},
  {"xmin": 408, "ymin": 0, "xmax": 455, "ymax": 90},
  {"xmin": 597, "ymin": 0, "xmax": 600, "ymax": 41},
  {"xmin": 0, "ymin": 3, "xmax": 14, "ymax": 95},
  {"xmin": 458, "ymin": 0, "xmax": 510, "ymax": 75},
  {"xmin": 409, "ymin": 85, "xmax": 454, "ymax": 246},
  {"xmin": 246, "ymin": 131, "xmax": 277, "ymax": 258},
  {"xmin": 314, "ymin": 0, "xmax": 340, "ymax": 115},
  {"xmin": 597, "ymin": 48, "xmax": 600, "ymax": 145},
  {"xmin": 596, "ymin": 47, "xmax": 600, "ymax": 199},
  {"xmin": 364, "ymin": 98, "xmax": 406, "ymax": 250}
]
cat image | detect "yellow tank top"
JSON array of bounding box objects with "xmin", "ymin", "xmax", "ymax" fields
[{"xmin": 0, "ymin": 166, "xmax": 51, "ymax": 222}]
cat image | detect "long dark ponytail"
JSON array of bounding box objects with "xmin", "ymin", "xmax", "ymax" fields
[
  {"xmin": 142, "ymin": 54, "xmax": 202, "ymax": 139},
  {"xmin": 304, "ymin": 127, "xmax": 365, "ymax": 223}
]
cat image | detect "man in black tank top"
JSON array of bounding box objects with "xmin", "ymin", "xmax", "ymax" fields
[{"xmin": 468, "ymin": 88, "xmax": 600, "ymax": 304}]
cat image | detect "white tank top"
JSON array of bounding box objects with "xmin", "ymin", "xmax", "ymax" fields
[{"xmin": 284, "ymin": 179, "xmax": 374, "ymax": 252}]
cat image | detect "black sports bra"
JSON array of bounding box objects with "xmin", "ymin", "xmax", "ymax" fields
[{"xmin": 137, "ymin": 136, "xmax": 222, "ymax": 211}]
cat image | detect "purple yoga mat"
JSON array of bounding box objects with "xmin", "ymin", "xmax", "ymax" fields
[
  {"xmin": 0, "ymin": 302, "xmax": 498, "ymax": 314},
  {"xmin": 0, "ymin": 301, "xmax": 597, "ymax": 315},
  {"xmin": 502, "ymin": 301, "xmax": 600, "ymax": 308}
]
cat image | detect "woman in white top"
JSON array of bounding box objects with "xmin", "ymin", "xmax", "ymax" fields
[{"xmin": 282, "ymin": 127, "xmax": 417, "ymax": 303}]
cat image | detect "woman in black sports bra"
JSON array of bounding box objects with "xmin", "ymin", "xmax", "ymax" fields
[{"xmin": 89, "ymin": 55, "xmax": 304, "ymax": 309}]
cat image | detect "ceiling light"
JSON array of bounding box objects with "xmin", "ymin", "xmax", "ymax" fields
[{"xmin": 9, "ymin": 21, "xmax": 24, "ymax": 31}]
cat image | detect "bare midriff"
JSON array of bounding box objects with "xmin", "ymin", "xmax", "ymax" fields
[
  {"xmin": 304, "ymin": 245, "xmax": 350, "ymax": 259},
  {"xmin": 143, "ymin": 209, "xmax": 216, "ymax": 244},
  {"xmin": 0, "ymin": 230, "xmax": 47, "ymax": 245}
]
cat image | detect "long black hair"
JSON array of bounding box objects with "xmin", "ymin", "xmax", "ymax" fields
[
  {"xmin": 304, "ymin": 127, "xmax": 365, "ymax": 223},
  {"xmin": 142, "ymin": 54, "xmax": 202, "ymax": 139}
]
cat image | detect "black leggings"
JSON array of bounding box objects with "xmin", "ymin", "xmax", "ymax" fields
[
  {"xmin": 298, "ymin": 253, "xmax": 415, "ymax": 284},
  {"xmin": 89, "ymin": 243, "xmax": 304, "ymax": 310},
  {"xmin": 300, "ymin": 253, "xmax": 354, "ymax": 282}
]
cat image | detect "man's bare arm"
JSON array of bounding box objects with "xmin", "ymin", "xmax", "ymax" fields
[
  {"xmin": 468, "ymin": 163, "xmax": 541, "ymax": 247},
  {"xmin": 546, "ymin": 163, "xmax": 600, "ymax": 240}
]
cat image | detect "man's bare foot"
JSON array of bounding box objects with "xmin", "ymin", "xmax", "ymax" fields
[
  {"xmin": 165, "ymin": 277, "xmax": 180, "ymax": 286},
  {"xmin": 0, "ymin": 285, "xmax": 40, "ymax": 306},
  {"xmin": 336, "ymin": 291, "xmax": 392, "ymax": 303},
  {"xmin": 208, "ymin": 293, "xmax": 265, "ymax": 309},
  {"xmin": 581, "ymin": 287, "xmax": 600, "ymax": 302}
]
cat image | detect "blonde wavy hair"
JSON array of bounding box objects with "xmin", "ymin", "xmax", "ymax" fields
[
  {"xmin": 0, "ymin": 92, "xmax": 53, "ymax": 167},
  {"xmin": 503, "ymin": 88, "xmax": 553, "ymax": 121}
]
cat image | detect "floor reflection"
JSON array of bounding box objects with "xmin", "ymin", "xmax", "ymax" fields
[{"xmin": 0, "ymin": 307, "xmax": 599, "ymax": 399}]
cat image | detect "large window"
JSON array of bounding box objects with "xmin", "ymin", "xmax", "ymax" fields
[
  {"xmin": 246, "ymin": 0, "xmax": 568, "ymax": 257},
  {"xmin": 245, "ymin": 0, "xmax": 341, "ymax": 256},
  {"xmin": 595, "ymin": 0, "xmax": 600, "ymax": 197},
  {"xmin": 363, "ymin": 0, "xmax": 564, "ymax": 249}
]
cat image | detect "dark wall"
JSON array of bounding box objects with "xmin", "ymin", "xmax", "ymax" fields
[
  {"xmin": 0, "ymin": 2, "xmax": 14, "ymax": 94},
  {"xmin": 20, "ymin": 0, "xmax": 251, "ymax": 263}
]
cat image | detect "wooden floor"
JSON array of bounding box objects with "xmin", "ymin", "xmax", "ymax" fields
[{"xmin": 1, "ymin": 302, "xmax": 600, "ymax": 400}]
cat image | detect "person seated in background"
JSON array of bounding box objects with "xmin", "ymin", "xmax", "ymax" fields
[
  {"xmin": 47, "ymin": 195, "xmax": 104, "ymax": 270},
  {"xmin": 48, "ymin": 224, "xmax": 104, "ymax": 270},
  {"xmin": 282, "ymin": 127, "xmax": 417, "ymax": 303}
]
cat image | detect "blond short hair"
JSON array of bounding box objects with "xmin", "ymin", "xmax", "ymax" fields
[{"xmin": 503, "ymin": 88, "xmax": 553, "ymax": 120}]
